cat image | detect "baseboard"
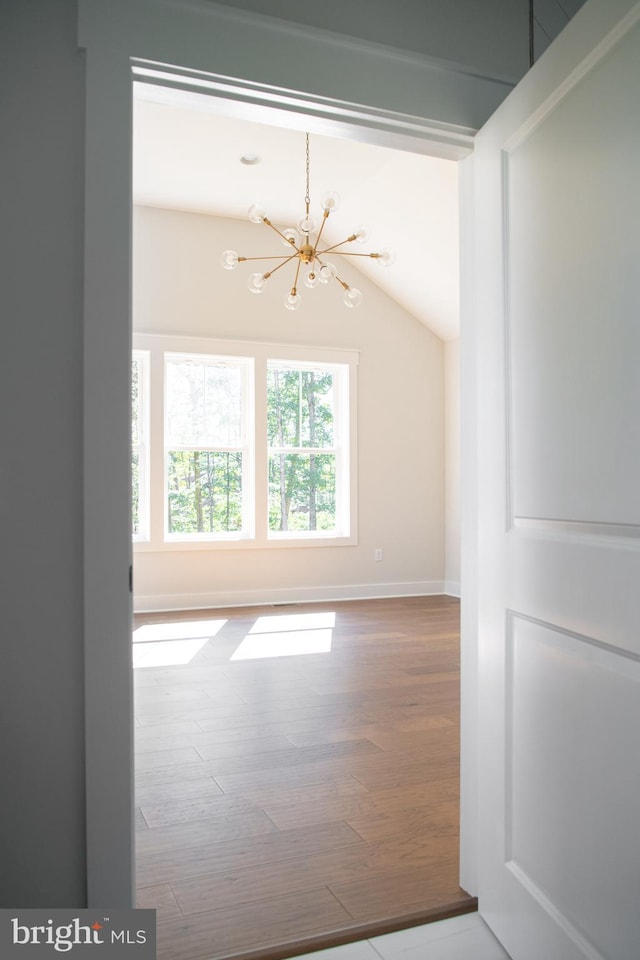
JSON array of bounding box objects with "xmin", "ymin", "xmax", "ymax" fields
[
  {"xmin": 134, "ymin": 580, "xmax": 446, "ymax": 613},
  {"xmin": 445, "ymin": 580, "xmax": 461, "ymax": 597}
]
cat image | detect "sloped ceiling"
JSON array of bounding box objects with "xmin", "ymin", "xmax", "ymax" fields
[{"xmin": 132, "ymin": 91, "xmax": 461, "ymax": 341}]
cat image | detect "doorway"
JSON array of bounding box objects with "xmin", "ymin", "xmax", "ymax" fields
[{"xmin": 130, "ymin": 84, "xmax": 467, "ymax": 957}]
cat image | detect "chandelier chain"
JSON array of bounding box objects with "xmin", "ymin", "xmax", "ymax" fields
[{"xmin": 305, "ymin": 132, "xmax": 310, "ymax": 208}]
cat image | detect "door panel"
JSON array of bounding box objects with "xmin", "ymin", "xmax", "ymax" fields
[
  {"xmin": 472, "ymin": 2, "xmax": 640, "ymax": 958},
  {"xmin": 506, "ymin": 615, "xmax": 640, "ymax": 957},
  {"xmin": 507, "ymin": 19, "xmax": 640, "ymax": 525}
]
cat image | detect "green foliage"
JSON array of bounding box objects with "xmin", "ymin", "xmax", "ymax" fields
[
  {"xmin": 166, "ymin": 359, "xmax": 242, "ymax": 446},
  {"xmin": 131, "ymin": 359, "xmax": 141, "ymax": 534},
  {"xmin": 167, "ymin": 451, "xmax": 242, "ymax": 533},
  {"xmin": 268, "ymin": 454, "xmax": 336, "ymax": 531},
  {"xmin": 164, "ymin": 358, "xmax": 245, "ymax": 534},
  {"xmin": 131, "ymin": 359, "xmax": 140, "ymax": 445},
  {"xmin": 267, "ymin": 367, "xmax": 336, "ymax": 531},
  {"xmin": 131, "ymin": 451, "xmax": 140, "ymax": 535}
]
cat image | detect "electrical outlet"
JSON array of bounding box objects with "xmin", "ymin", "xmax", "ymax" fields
[{"xmin": 374, "ymin": 548, "xmax": 383, "ymax": 562}]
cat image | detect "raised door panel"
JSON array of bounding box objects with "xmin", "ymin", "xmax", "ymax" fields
[{"xmin": 506, "ymin": 18, "xmax": 640, "ymax": 527}]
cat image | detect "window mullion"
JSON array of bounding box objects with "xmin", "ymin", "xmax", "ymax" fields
[
  {"xmin": 148, "ymin": 345, "xmax": 164, "ymax": 545},
  {"xmin": 269, "ymin": 447, "xmax": 336, "ymax": 456},
  {"xmin": 167, "ymin": 444, "xmax": 242, "ymax": 454},
  {"xmin": 333, "ymin": 366, "xmax": 344, "ymax": 534},
  {"xmin": 254, "ymin": 356, "xmax": 268, "ymax": 542},
  {"xmin": 131, "ymin": 351, "xmax": 149, "ymax": 542}
]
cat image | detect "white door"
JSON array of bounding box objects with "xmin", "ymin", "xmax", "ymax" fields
[{"xmin": 472, "ymin": 1, "xmax": 640, "ymax": 958}]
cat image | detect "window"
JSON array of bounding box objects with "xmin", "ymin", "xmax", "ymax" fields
[
  {"xmin": 132, "ymin": 335, "xmax": 357, "ymax": 549},
  {"xmin": 267, "ymin": 361, "xmax": 348, "ymax": 538},
  {"xmin": 164, "ymin": 353, "xmax": 253, "ymax": 539},
  {"xmin": 131, "ymin": 350, "xmax": 149, "ymax": 540}
]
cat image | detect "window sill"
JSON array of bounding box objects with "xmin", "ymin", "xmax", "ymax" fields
[{"xmin": 133, "ymin": 534, "xmax": 357, "ymax": 552}]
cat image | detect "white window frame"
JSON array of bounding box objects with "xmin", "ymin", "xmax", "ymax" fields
[
  {"xmin": 133, "ymin": 333, "xmax": 358, "ymax": 550},
  {"xmin": 163, "ymin": 350, "xmax": 254, "ymax": 542},
  {"xmin": 131, "ymin": 349, "xmax": 150, "ymax": 542},
  {"xmin": 266, "ymin": 358, "xmax": 351, "ymax": 541}
]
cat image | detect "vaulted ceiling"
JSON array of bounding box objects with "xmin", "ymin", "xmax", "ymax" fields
[{"xmin": 133, "ymin": 89, "xmax": 461, "ymax": 340}]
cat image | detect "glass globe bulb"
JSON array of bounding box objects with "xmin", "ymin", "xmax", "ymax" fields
[
  {"xmin": 343, "ymin": 286, "xmax": 363, "ymax": 308},
  {"xmin": 221, "ymin": 249, "xmax": 239, "ymax": 270},
  {"xmin": 248, "ymin": 204, "xmax": 267, "ymax": 224},
  {"xmin": 304, "ymin": 269, "xmax": 319, "ymax": 289},
  {"xmin": 354, "ymin": 224, "xmax": 370, "ymax": 244},
  {"xmin": 298, "ymin": 215, "xmax": 315, "ymax": 234},
  {"xmin": 248, "ymin": 273, "xmax": 266, "ymax": 294},
  {"xmin": 281, "ymin": 227, "xmax": 300, "ymax": 248},
  {"xmin": 318, "ymin": 262, "xmax": 337, "ymax": 284},
  {"xmin": 321, "ymin": 191, "xmax": 340, "ymax": 213},
  {"xmin": 285, "ymin": 292, "xmax": 301, "ymax": 311},
  {"xmin": 376, "ymin": 248, "xmax": 396, "ymax": 267}
]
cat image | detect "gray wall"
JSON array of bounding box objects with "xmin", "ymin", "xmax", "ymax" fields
[
  {"xmin": 0, "ymin": 0, "xmax": 87, "ymax": 906},
  {"xmin": 211, "ymin": 0, "xmax": 587, "ymax": 81}
]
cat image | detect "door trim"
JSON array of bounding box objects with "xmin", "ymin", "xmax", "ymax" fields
[{"xmin": 79, "ymin": 0, "xmax": 478, "ymax": 905}]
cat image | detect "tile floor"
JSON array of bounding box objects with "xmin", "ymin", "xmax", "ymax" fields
[{"xmin": 288, "ymin": 914, "xmax": 510, "ymax": 960}]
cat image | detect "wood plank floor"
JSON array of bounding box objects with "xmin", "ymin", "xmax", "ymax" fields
[{"xmin": 133, "ymin": 596, "xmax": 474, "ymax": 960}]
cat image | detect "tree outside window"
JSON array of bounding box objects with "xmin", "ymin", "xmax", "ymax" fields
[
  {"xmin": 267, "ymin": 365, "xmax": 338, "ymax": 533},
  {"xmin": 164, "ymin": 355, "xmax": 251, "ymax": 538}
]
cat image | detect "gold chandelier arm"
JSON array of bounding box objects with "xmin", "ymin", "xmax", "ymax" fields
[
  {"xmin": 312, "ymin": 211, "xmax": 330, "ymax": 255},
  {"xmin": 238, "ymin": 254, "xmax": 298, "ymax": 263},
  {"xmin": 263, "ymin": 251, "xmax": 300, "ymax": 278},
  {"xmin": 290, "ymin": 257, "xmax": 302, "ymax": 293},
  {"xmin": 320, "ymin": 251, "xmax": 382, "ymax": 258},
  {"xmin": 317, "ymin": 234, "xmax": 358, "ymax": 255},
  {"xmin": 263, "ymin": 217, "xmax": 298, "ymax": 248},
  {"xmin": 313, "ymin": 253, "xmax": 348, "ymax": 290}
]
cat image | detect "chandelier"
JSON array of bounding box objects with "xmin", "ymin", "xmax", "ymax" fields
[{"xmin": 221, "ymin": 133, "xmax": 394, "ymax": 311}]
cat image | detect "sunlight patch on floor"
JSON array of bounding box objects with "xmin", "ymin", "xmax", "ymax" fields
[
  {"xmin": 231, "ymin": 611, "xmax": 335, "ymax": 660},
  {"xmin": 132, "ymin": 635, "xmax": 210, "ymax": 668},
  {"xmin": 132, "ymin": 618, "xmax": 227, "ymax": 668},
  {"xmin": 133, "ymin": 619, "xmax": 228, "ymax": 643}
]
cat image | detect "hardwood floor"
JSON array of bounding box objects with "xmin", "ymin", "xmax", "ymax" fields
[{"xmin": 133, "ymin": 596, "xmax": 474, "ymax": 960}]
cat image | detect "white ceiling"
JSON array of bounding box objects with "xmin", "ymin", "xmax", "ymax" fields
[{"xmin": 132, "ymin": 88, "xmax": 460, "ymax": 340}]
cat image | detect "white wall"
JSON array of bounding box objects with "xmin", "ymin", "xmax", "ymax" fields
[
  {"xmin": 445, "ymin": 339, "xmax": 461, "ymax": 595},
  {"xmin": 132, "ymin": 205, "xmax": 446, "ymax": 609}
]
